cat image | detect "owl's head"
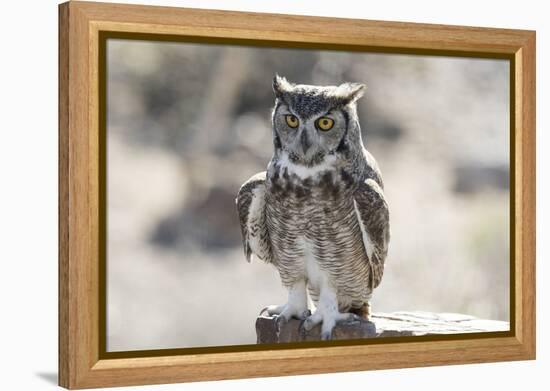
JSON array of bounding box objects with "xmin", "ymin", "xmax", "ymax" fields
[{"xmin": 271, "ymin": 75, "xmax": 365, "ymax": 166}]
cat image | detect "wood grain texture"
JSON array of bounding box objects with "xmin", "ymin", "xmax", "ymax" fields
[
  {"xmin": 74, "ymin": 1, "xmax": 530, "ymax": 54},
  {"xmin": 59, "ymin": 1, "xmax": 99, "ymax": 388},
  {"xmin": 517, "ymin": 33, "xmax": 536, "ymax": 356},
  {"xmin": 58, "ymin": 3, "xmax": 70, "ymax": 387},
  {"xmin": 58, "ymin": 1, "xmax": 536, "ymax": 388}
]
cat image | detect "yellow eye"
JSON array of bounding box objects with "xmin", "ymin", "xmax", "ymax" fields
[
  {"xmin": 285, "ymin": 114, "xmax": 299, "ymax": 128},
  {"xmin": 317, "ymin": 117, "xmax": 334, "ymax": 131}
]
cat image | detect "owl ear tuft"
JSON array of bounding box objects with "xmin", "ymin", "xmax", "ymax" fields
[
  {"xmin": 336, "ymin": 82, "xmax": 366, "ymax": 104},
  {"xmin": 273, "ymin": 74, "xmax": 292, "ymax": 99}
]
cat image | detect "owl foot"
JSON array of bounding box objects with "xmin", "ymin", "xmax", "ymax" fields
[
  {"xmin": 320, "ymin": 331, "xmax": 332, "ymax": 341},
  {"xmin": 261, "ymin": 280, "xmax": 309, "ymax": 332},
  {"xmin": 259, "ymin": 304, "xmax": 283, "ymax": 317},
  {"xmin": 300, "ymin": 311, "xmax": 362, "ymax": 340},
  {"xmin": 260, "ymin": 304, "xmax": 310, "ymax": 333},
  {"xmin": 260, "ymin": 305, "xmax": 310, "ymax": 319},
  {"xmin": 268, "ymin": 306, "xmax": 310, "ymax": 332}
]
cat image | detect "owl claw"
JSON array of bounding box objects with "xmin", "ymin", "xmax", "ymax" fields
[
  {"xmin": 300, "ymin": 310, "xmax": 360, "ymax": 340},
  {"xmin": 302, "ymin": 312, "xmax": 322, "ymax": 331},
  {"xmin": 275, "ymin": 314, "xmax": 288, "ymax": 333},
  {"xmin": 260, "ymin": 304, "xmax": 285, "ymax": 317},
  {"xmin": 298, "ymin": 312, "xmax": 317, "ymax": 339},
  {"xmin": 260, "ymin": 304, "xmax": 309, "ymax": 321},
  {"xmin": 298, "ymin": 319, "xmax": 308, "ymax": 338},
  {"xmin": 302, "ymin": 318, "xmax": 314, "ymax": 331},
  {"xmin": 321, "ymin": 331, "xmax": 333, "ymax": 341},
  {"xmin": 299, "ymin": 309, "xmax": 312, "ymax": 320}
]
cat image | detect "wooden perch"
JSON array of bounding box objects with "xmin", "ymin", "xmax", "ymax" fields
[{"xmin": 256, "ymin": 311, "xmax": 509, "ymax": 343}]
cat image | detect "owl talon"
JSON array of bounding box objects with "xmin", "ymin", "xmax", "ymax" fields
[
  {"xmin": 299, "ymin": 309, "xmax": 311, "ymax": 320},
  {"xmin": 303, "ymin": 318, "xmax": 314, "ymax": 331},
  {"xmin": 261, "ymin": 304, "xmax": 285, "ymax": 317},
  {"xmin": 298, "ymin": 319, "xmax": 308, "ymax": 338},
  {"xmin": 302, "ymin": 313, "xmax": 322, "ymax": 331},
  {"xmin": 275, "ymin": 314, "xmax": 288, "ymax": 333},
  {"xmin": 321, "ymin": 331, "xmax": 333, "ymax": 341}
]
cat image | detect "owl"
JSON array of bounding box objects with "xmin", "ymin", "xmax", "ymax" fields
[{"xmin": 237, "ymin": 75, "xmax": 390, "ymax": 340}]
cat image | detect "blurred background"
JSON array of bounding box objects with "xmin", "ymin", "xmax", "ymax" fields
[{"xmin": 106, "ymin": 39, "xmax": 510, "ymax": 352}]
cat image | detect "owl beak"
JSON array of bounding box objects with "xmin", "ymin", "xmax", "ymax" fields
[{"xmin": 300, "ymin": 130, "xmax": 312, "ymax": 154}]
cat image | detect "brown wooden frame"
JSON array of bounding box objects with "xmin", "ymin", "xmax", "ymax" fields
[{"xmin": 59, "ymin": 0, "xmax": 536, "ymax": 389}]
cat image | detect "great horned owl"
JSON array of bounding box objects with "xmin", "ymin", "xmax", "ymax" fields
[{"xmin": 237, "ymin": 75, "xmax": 390, "ymax": 340}]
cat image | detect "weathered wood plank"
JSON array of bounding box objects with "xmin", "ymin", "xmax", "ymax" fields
[{"xmin": 256, "ymin": 312, "xmax": 510, "ymax": 343}]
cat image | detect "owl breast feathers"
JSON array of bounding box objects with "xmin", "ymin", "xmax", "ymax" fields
[{"xmin": 236, "ymin": 75, "xmax": 390, "ymax": 340}]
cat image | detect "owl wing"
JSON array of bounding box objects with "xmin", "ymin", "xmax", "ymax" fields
[
  {"xmin": 353, "ymin": 178, "xmax": 390, "ymax": 289},
  {"xmin": 236, "ymin": 171, "xmax": 273, "ymax": 264}
]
